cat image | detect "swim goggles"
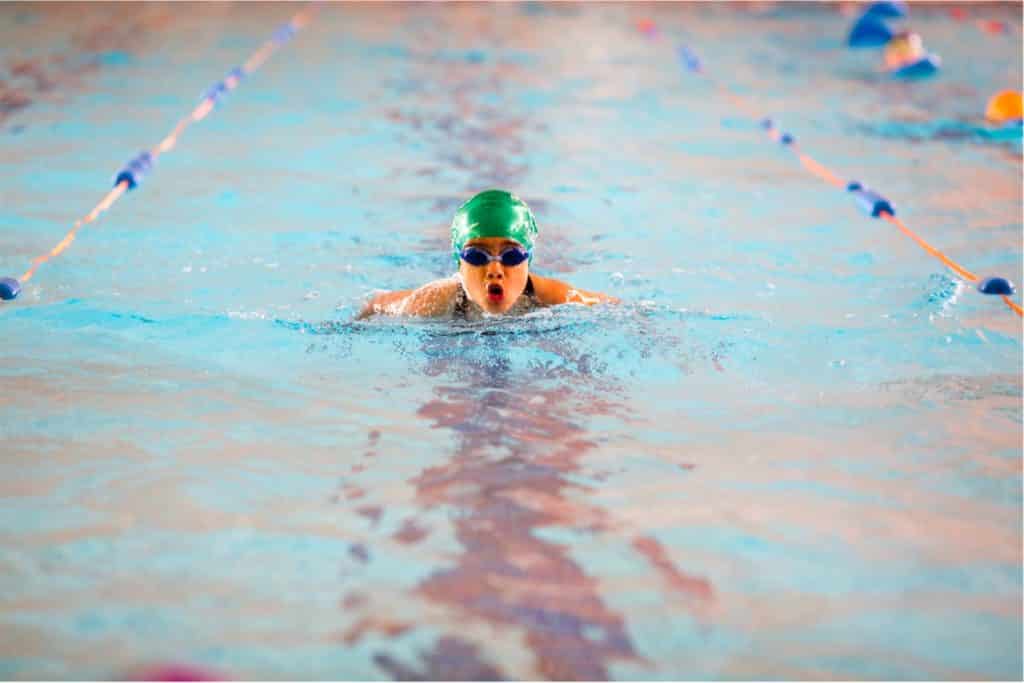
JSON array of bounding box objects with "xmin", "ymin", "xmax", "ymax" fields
[{"xmin": 459, "ymin": 245, "xmax": 531, "ymax": 267}]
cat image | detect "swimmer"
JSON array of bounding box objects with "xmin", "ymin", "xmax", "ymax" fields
[
  {"xmin": 882, "ymin": 30, "xmax": 925, "ymax": 70},
  {"xmin": 358, "ymin": 189, "xmax": 618, "ymax": 320}
]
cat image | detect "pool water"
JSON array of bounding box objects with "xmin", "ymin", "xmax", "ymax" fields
[{"xmin": 1, "ymin": 2, "xmax": 1021, "ymax": 679}]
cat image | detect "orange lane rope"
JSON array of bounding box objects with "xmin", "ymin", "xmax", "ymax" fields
[
  {"xmin": 881, "ymin": 211, "xmax": 977, "ymax": 282},
  {"xmin": 794, "ymin": 149, "xmax": 847, "ymax": 189},
  {"xmin": 1001, "ymin": 295, "xmax": 1023, "ymax": 316},
  {"xmin": 19, "ymin": 184, "xmax": 128, "ymax": 284},
  {"xmin": 666, "ymin": 34, "xmax": 1022, "ymax": 319},
  {"xmin": 775, "ymin": 134, "xmax": 1021, "ymax": 318},
  {"xmin": 9, "ymin": 4, "xmax": 317, "ymax": 294},
  {"xmin": 882, "ymin": 216, "xmax": 1020, "ymax": 314}
]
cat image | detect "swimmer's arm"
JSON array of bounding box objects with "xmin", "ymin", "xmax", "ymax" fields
[
  {"xmin": 357, "ymin": 289, "xmax": 413, "ymax": 319},
  {"xmin": 530, "ymin": 274, "xmax": 620, "ymax": 306},
  {"xmin": 356, "ymin": 278, "xmax": 460, "ymax": 319}
]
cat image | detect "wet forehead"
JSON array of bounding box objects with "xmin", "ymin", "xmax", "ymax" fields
[{"xmin": 464, "ymin": 236, "xmax": 523, "ymax": 253}]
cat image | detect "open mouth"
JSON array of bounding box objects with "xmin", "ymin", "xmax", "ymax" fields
[{"xmin": 486, "ymin": 283, "xmax": 504, "ymax": 303}]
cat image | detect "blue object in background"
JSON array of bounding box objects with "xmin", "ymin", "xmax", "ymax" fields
[
  {"xmin": 113, "ymin": 151, "xmax": 153, "ymax": 190},
  {"xmin": 847, "ymin": 14, "xmax": 895, "ymax": 48},
  {"xmin": 0, "ymin": 276, "xmax": 20, "ymax": 300},
  {"xmin": 889, "ymin": 54, "xmax": 941, "ymax": 79},
  {"xmin": 847, "ymin": 182, "xmax": 895, "ymax": 217},
  {"xmin": 272, "ymin": 23, "xmax": 296, "ymax": 45},
  {"xmin": 201, "ymin": 80, "xmax": 229, "ymax": 105},
  {"xmin": 678, "ymin": 45, "xmax": 702, "ymax": 73},
  {"xmin": 864, "ymin": 1, "xmax": 908, "ymax": 19},
  {"xmin": 978, "ymin": 277, "xmax": 1015, "ymax": 296}
]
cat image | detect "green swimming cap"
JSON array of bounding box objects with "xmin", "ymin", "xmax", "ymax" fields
[{"xmin": 450, "ymin": 189, "xmax": 538, "ymax": 262}]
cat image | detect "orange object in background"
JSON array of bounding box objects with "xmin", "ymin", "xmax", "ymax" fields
[{"xmin": 985, "ymin": 90, "xmax": 1023, "ymax": 124}]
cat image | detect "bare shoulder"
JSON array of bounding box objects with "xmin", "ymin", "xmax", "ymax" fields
[
  {"xmin": 357, "ymin": 277, "xmax": 461, "ymax": 319},
  {"xmin": 530, "ymin": 274, "xmax": 620, "ymax": 306},
  {"xmin": 403, "ymin": 276, "xmax": 462, "ymax": 316}
]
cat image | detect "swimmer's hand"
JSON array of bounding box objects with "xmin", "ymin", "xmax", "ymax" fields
[
  {"xmin": 530, "ymin": 274, "xmax": 620, "ymax": 306},
  {"xmin": 356, "ymin": 278, "xmax": 461, "ymax": 319}
]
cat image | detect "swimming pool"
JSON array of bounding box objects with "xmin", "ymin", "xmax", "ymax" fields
[{"xmin": 1, "ymin": 2, "xmax": 1021, "ymax": 679}]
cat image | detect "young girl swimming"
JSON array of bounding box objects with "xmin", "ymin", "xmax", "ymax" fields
[{"xmin": 358, "ymin": 189, "xmax": 618, "ymax": 319}]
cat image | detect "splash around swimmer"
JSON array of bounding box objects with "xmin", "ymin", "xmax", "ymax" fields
[{"xmin": 358, "ymin": 190, "xmax": 618, "ymax": 320}]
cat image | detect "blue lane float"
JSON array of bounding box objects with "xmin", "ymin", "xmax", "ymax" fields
[
  {"xmin": 0, "ymin": 277, "xmax": 21, "ymax": 301},
  {"xmin": 201, "ymin": 80, "xmax": 229, "ymax": 105},
  {"xmin": 113, "ymin": 151, "xmax": 153, "ymax": 190},
  {"xmin": 848, "ymin": 15, "xmax": 894, "ymax": 48},
  {"xmin": 273, "ymin": 23, "xmax": 297, "ymax": 45},
  {"xmin": 978, "ymin": 277, "xmax": 1015, "ymax": 296},
  {"xmin": 847, "ymin": 182, "xmax": 894, "ymax": 217},
  {"xmin": 864, "ymin": 1, "xmax": 908, "ymax": 19},
  {"xmin": 889, "ymin": 54, "xmax": 941, "ymax": 79},
  {"xmin": 201, "ymin": 67, "xmax": 245, "ymax": 107}
]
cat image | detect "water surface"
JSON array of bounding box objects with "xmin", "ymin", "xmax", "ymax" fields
[{"xmin": 0, "ymin": 2, "xmax": 1021, "ymax": 679}]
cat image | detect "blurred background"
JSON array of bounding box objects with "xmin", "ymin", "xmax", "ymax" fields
[{"xmin": 0, "ymin": 2, "xmax": 1021, "ymax": 680}]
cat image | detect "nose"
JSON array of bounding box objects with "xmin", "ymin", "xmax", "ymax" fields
[{"xmin": 485, "ymin": 261, "xmax": 503, "ymax": 279}]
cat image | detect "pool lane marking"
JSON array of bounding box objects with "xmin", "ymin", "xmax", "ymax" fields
[
  {"xmin": 653, "ymin": 25, "xmax": 1022, "ymax": 319},
  {"xmin": 10, "ymin": 4, "xmax": 318, "ymax": 293}
]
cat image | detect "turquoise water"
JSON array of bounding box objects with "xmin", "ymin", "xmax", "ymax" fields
[{"xmin": 1, "ymin": 2, "xmax": 1021, "ymax": 679}]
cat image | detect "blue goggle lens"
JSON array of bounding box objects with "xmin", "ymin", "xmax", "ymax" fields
[{"xmin": 460, "ymin": 246, "xmax": 530, "ymax": 267}]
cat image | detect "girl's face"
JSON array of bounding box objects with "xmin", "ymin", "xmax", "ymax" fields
[{"xmin": 458, "ymin": 237, "xmax": 530, "ymax": 315}]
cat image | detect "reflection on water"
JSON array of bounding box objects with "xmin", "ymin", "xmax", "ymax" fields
[{"xmin": 342, "ymin": 319, "xmax": 712, "ymax": 680}]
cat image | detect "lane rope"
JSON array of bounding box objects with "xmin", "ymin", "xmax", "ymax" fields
[
  {"xmin": 654, "ymin": 26, "xmax": 1022, "ymax": 320},
  {"xmin": 0, "ymin": 4, "xmax": 318, "ymax": 302}
]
